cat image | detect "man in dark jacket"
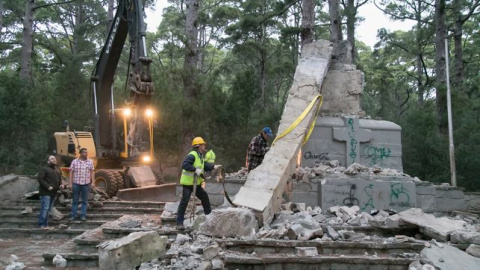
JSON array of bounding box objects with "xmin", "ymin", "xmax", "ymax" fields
[
  {"xmin": 246, "ymin": 126, "xmax": 273, "ymax": 172},
  {"xmin": 37, "ymin": 155, "xmax": 62, "ymax": 229}
]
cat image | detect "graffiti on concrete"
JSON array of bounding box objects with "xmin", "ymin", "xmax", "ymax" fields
[
  {"xmin": 363, "ymin": 145, "xmax": 391, "ymax": 166},
  {"xmin": 347, "ymin": 118, "xmax": 358, "ymax": 162},
  {"xmin": 361, "ymin": 184, "xmax": 375, "ymax": 212},
  {"xmin": 303, "ymin": 151, "xmax": 330, "ymax": 161},
  {"xmin": 389, "ymin": 182, "xmax": 411, "ymax": 207},
  {"xmin": 342, "ymin": 184, "xmax": 360, "ymax": 207},
  {"xmin": 322, "ymin": 179, "xmax": 415, "ymax": 211}
]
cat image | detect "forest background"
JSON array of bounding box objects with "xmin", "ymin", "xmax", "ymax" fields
[{"xmin": 0, "ymin": 0, "xmax": 479, "ymax": 191}]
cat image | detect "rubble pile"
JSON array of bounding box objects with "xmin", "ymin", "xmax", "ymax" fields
[
  {"xmin": 135, "ymin": 203, "xmax": 480, "ymax": 269},
  {"xmin": 293, "ymin": 161, "xmax": 413, "ymax": 180}
]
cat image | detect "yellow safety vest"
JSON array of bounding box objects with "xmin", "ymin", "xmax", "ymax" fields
[
  {"xmin": 180, "ymin": 151, "xmax": 204, "ymax": 185},
  {"xmin": 205, "ymin": 150, "xmax": 216, "ymax": 163}
]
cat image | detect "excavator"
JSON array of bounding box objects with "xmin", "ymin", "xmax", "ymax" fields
[{"xmin": 54, "ymin": 0, "xmax": 176, "ymax": 201}]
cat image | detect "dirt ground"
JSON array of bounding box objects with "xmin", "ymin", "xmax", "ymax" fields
[{"xmin": 0, "ymin": 237, "xmax": 94, "ymax": 270}]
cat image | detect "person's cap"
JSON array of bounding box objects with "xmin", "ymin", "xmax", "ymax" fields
[{"xmin": 262, "ymin": 126, "xmax": 273, "ymax": 138}]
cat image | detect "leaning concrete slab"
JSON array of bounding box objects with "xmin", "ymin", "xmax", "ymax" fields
[
  {"xmin": 233, "ymin": 40, "xmax": 333, "ymax": 224},
  {"xmin": 398, "ymin": 208, "xmax": 465, "ymax": 242},
  {"xmin": 98, "ymin": 231, "xmax": 167, "ymax": 270},
  {"xmin": 420, "ymin": 244, "xmax": 480, "ymax": 269}
]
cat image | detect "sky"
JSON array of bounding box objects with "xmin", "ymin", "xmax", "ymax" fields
[{"xmin": 145, "ymin": 1, "xmax": 415, "ymax": 49}]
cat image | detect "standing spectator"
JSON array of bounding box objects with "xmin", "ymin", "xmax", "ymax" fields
[
  {"xmin": 246, "ymin": 126, "xmax": 273, "ymax": 172},
  {"xmin": 69, "ymin": 148, "xmax": 95, "ymax": 221},
  {"xmin": 37, "ymin": 155, "xmax": 62, "ymax": 229}
]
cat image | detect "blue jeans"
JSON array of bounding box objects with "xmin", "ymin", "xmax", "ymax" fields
[
  {"xmin": 71, "ymin": 184, "xmax": 90, "ymax": 218},
  {"xmin": 176, "ymin": 185, "xmax": 211, "ymax": 225},
  {"xmin": 38, "ymin": 195, "xmax": 56, "ymax": 227}
]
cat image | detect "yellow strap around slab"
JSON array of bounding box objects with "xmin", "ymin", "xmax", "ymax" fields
[{"xmin": 272, "ymin": 94, "xmax": 323, "ymax": 146}]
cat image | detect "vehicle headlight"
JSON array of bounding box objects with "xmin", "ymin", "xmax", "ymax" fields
[{"xmin": 142, "ymin": 155, "xmax": 151, "ymax": 163}]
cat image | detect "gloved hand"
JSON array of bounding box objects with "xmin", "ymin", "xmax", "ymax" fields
[
  {"xmin": 195, "ymin": 168, "xmax": 203, "ymax": 176},
  {"xmin": 213, "ymin": 165, "xmax": 222, "ymax": 170}
]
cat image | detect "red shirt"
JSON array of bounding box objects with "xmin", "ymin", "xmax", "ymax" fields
[{"xmin": 69, "ymin": 158, "xmax": 94, "ymax": 185}]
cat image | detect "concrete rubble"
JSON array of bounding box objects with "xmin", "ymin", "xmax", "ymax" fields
[
  {"xmin": 134, "ymin": 202, "xmax": 480, "ymax": 269},
  {"xmin": 98, "ymin": 231, "xmax": 167, "ymax": 270}
]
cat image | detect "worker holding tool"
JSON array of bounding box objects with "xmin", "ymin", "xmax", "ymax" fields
[
  {"xmin": 246, "ymin": 126, "xmax": 273, "ymax": 172},
  {"xmin": 176, "ymin": 137, "xmax": 218, "ymax": 230}
]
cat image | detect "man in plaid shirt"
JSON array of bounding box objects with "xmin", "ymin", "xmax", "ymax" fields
[
  {"xmin": 246, "ymin": 126, "xmax": 273, "ymax": 172},
  {"xmin": 69, "ymin": 148, "xmax": 95, "ymax": 221}
]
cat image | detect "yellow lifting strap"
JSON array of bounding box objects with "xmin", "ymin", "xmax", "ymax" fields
[{"xmin": 272, "ymin": 94, "xmax": 323, "ymax": 146}]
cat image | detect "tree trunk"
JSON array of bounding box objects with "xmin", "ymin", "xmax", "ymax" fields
[
  {"xmin": 344, "ymin": 0, "xmax": 355, "ymax": 62},
  {"xmin": 107, "ymin": 0, "xmax": 114, "ymax": 32},
  {"xmin": 183, "ymin": 0, "xmax": 200, "ymax": 101},
  {"xmin": 328, "ymin": 0, "xmax": 342, "ymax": 42},
  {"xmin": 0, "ymin": 0, "xmax": 4, "ymax": 37},
  {"xmin": 182, "ymin": 0, "xmax": 201, "ymax": 153},
  {"xmin": 434, "ymin": 0, "xmax": 447, "ymax": 134},
  {"xmin": 72, "ymin": 0, "xmax": 84, "ymax": 55},
  {"xmin": 416, "ymin": 0, "xmax": 424, "ymax": 107},
  {"xmin": 301, "ymin": 0, "xmax": 315, "ymax": 48},
  {"xmin": 20, "ymin": 0, "xmax": 35, "ymax": 82},
  {"xmin": 452, "ymin": 18, "xmax": 463, "ymax": 87}
]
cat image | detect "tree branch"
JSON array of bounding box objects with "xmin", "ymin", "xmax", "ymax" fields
[{"xmin": 33, "ymin": 0, "xmax": 78, "ymax": 11}]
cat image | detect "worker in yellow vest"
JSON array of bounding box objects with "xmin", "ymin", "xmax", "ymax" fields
[{"xmin": 176, "ymin": 137, "xmax": 217, "ymax": 230}]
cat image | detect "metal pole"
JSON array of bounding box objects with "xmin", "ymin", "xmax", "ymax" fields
[{"xmin": 444, "ymin": 38, "xmax": 456, "ymax": 187}]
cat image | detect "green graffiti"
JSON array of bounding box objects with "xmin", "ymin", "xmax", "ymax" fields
[
  {"xmin": 364, "ymin": 145, "xmax": 391, "ymax": 166},
  {"xmin": 361, "ymin": 184, "xmax": 375, "ymax": 211},
  {"xmin": 390, "ymin": 182, "xmax": 410, "ymax": 207},
  {"xmin": 348, "ymin": 118, "xmax": 357, "ymax": 161}
]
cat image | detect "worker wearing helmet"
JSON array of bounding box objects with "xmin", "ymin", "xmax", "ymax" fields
[
  {"xmin": 176, "ymin": 136, "xmax": 215, "ymax": 230},
  {"xmin": 246, "ymin": 126, "xmax": 273, "ymax": 172}
]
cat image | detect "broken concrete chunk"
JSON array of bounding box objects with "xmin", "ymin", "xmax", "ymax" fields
[
  {"xmin": 198, "ymin": 208, "xmax": 258, "ymax": 238},
  {"xmin": 49, "ymin": 207, "xmax": 64, "ymax": 220},
  {"xmin": 211, "ymin": 258, "xmax": 224, "ymax": 269},
  {"xmin": 20, "ymin": 207, "xmax": 32, "ymax": 214},
  {"xmin": 203, "ymin": 244, "xmax": 220, "ymax": 260},
  {"xmin": 175, "ymin": 233, "xmax": 192, "ymax": 245},
  {"xmin": 398, "ymin": 208, "xmax": 465, "ymax": 242},
  {"xmin": 450, "ymin": 231, "xmax": 480, "ymax": 245},
  {"xmin": 420, "ymin": 244, "xmax": 480, "ymax": 270},
  {"xmin": 326, "ymin": 226, "xmax": 340, "ymax": 241},
  {"xmin": 466, "ymin": 244, "xmax": 480, "ymax": 258},
  {"xmin": 53, "ymin": 254, "xmax": 67, "ymax": 268},
  {"xmin": 98, "ymin": 231, "xmax": 167, "ymax": 270},
  {"xmin": 287, "ymin": 224, "xmax": 305, "ymax": 240},
  {"xmin": 296, "ymin": 247, "xmax": 318, "ymax": 256}
]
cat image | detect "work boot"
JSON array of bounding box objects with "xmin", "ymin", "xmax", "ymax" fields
[
  {"xmin": 69, "ymin": 216, "xmax": 76, "ymax": 221},
  {"xmin": 176, "ymin": 224, "xmax": 185, "ymax": 231},
  {"xmin": 81, "ymin": 216, "xmax": 86, "ymax": 221}
]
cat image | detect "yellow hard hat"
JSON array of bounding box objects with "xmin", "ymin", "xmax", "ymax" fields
[{"xmin": 192, "ymin": 137, "xmax": 206, "ymax": 146}]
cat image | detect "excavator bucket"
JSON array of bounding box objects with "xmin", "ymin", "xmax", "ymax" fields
[{"xmin": 115, "ymin": 183, "xmax": 177, "ymax": 202}]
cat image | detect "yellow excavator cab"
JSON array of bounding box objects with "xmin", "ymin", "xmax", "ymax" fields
[{"xmin": 54, "ymin": 131, "xmax": 97, "ymax": 167}]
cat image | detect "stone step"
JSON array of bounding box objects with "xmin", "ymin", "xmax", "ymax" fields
[
  {"xmin": 219, "ymin": 239, "xmax": 425, "ymax": 256},
  {"xmin": 0, "ymin": 227, "xmax": 86, "ymax": 239},
  {"xmin": 42, "ymin": 214, "xmax": 180, "ymax": 267},
  {"xmin": 5, "ymin": 199, "xmax": 166, "ymax": 209},
  {"xmin": 0, "ymin": 205, "xmax": 164, "ymax": 215},
  {"xmin": 43, "ymin": 239, "xmax": 99, "ymax": 268},
  {"xmin": 223, "ymin": 253, "xmax": 415, "ymax": 269},
  {"xmin": 323, "ymin": 225, "xmax": 420, "ymax": 238},
  {"xmin": 0, "ymin": 212, "xmax": 123, "ymax": 222},
  {"xmin": 0, "ymin": 219, "xmax": 108, "ymax": 230}
]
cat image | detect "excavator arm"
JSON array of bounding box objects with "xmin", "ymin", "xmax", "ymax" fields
[{"xmin": 91, "ymin": 0, "xmax": 154, "ymax": 159}]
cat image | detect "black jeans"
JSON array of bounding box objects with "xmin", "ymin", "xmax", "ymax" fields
[{"xmin": 176, "ymin": 184, "xmax": 211, "ymax": 225}]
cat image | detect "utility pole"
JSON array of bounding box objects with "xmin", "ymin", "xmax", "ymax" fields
[{"xmin": 444, "ymin": 38, "xmax": 456, "ymax": 187}]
